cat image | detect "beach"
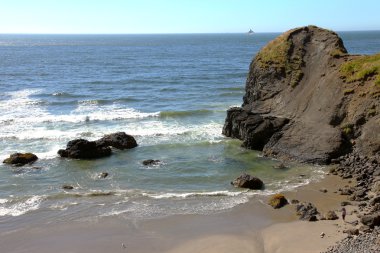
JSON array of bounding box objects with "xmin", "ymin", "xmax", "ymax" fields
[{"xmin": 0, "ymin": 174, "xmax": 355, "ymax": 253}]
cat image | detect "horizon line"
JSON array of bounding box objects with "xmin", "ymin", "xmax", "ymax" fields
[{"xmin": 1, "ymin": 29, "xmax": 380, "ymax": 36}]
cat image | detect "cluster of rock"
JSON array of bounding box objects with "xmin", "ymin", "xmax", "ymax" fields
[
  {"xmin": 58, "ymin": 132, "xmax": 137, "ymax": 159},
  {"xmin": 331, "ymin": 151, "xmax": 380, "ymax": 229},
  {"xmin": 323, "ymin": 226, "xmax": 380, "ymax": 253}
]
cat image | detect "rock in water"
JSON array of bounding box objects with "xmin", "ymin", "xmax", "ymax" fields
[
  {"xmin": 142, "ymin": 159, "xmax": 161, "ymax": 166},
  {"xmin": 223, "ymin": 25, "xmax": 380, "ymax": 164},
  {"xmin": 231, "ymin": 173, "xmax": 264, "ymax": 190},
  {"xmin": 3, "ymin": 153, "xmax": 38, "ymax": 166},
  {"xmin": 268, "ymin": 194, "xmax": 288, "ymax": 209},
  {"xmin": 96, "ymin": 132, "xmax": 137, "ymax": 150},
  {"xmin": 62, "ymin": 185, "xmax": 74, "ymax": 190},
  {"xmin": 98, "ymin": 172, "xmax": 109, "ymax": 178},
  {"xmin": 58, "ymin": 139, "xmax": 112, "ymax": 159}
]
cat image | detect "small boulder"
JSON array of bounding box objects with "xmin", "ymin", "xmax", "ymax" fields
[
  {"xmin": 360, "ymin": 214, "xmax": 380, "ymax": 228},
  {"xmin": 142, "ymin": 159, "xmax": 161, "ymax": 166},
  {"xmin": 290, "ymin": 199, "xmax": 300, "ymax": 204},
  {"xmin": 324, "ymin": 210, "xmax": 339, "ymax": 220},
  {"xmin": 3, "ymin": 153, "xmax": 38, "ymax": 166},
  {"xmin": 296, "ymin": 202, "xmax": 320, "ymax": 221},
  {"xmin": 96, "ymin": 132, "xmax": 137, "ymax": 150},
  {"xmin": 58, "ymin": 139, "xmax": 112, "ymax": 159},
  {"xmin": 319, "ymin": 188, "xmax": 328, "ymax": 193},
  {"xmin": 268, "ymin": 194, "xmax": 288, "ymax": 209},
  {"xmin": 343, "ymin": 228, "xmax": 359, "ymax": 236},
  {"xmin": 231, "ymin": 173, "xmax": 264, "ymax": 190}
]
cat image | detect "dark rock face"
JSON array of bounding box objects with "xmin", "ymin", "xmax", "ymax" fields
[
  {"xmin": 231, "ymin": 173, "xmax": 264, "ymax": 190},
  {"xmin": 58, "ymin": 139, "xmax": 112, "ymax": 159},
  {"xmin": 96, "ymin": 132, "xmax": 137, "ymax": 150},
  {"xmin": 3, "ymin": 153, "xmax": 38, "ymax": 166},
  {"xmin": 222, "ymin": 108, "xmax": 289, "ymax": 150},
  {"xmin": 223, "ymin": 25, "xmax": 379, "ymax": 164}
]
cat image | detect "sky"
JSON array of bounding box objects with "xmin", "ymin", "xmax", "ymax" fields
[{"xmin": 0, "ymin": 0, "xmax": 379, "ymax": 34}]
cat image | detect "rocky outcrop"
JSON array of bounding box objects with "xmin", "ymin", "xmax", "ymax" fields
[
  {"xmin": 3, "ymin": 153, "xmax": 38, "ymax": 166},
  {"xmin": 223, "ymin": 25, "xmax": 380, "ymax": 164},
  {"xmin": 231, "ymin": 173, "xmax": 264, "ymax": 190},
  {"xmin": 58, "ymin": 132, "xmax": 137, "ymax": 159}
]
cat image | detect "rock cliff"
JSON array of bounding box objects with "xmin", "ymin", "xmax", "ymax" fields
[{"xmin": 223, "ymin": 26, "xmax": 380, "ymax": 164}]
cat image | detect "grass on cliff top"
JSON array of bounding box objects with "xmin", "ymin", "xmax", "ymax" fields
[
  {"xmin": 256, "ymin": 33, "xmax": 291, "ymax": 68},
  {"xmin": 340, "ymin": 53, "xmax": 380, "ymax": 87},
  {"xmin": 255, "ymin": 32, "xmax": 303, "ymax": 87}
]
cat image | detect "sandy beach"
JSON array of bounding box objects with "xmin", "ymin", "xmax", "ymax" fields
[{"xmin": 0, "ymin": 174, "xmax": 357, "ymax": 253}]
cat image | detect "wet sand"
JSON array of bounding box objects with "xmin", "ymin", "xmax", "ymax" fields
[{"xmin": 0, "ymin": 175, "xmax": 355, "ymax": 253}]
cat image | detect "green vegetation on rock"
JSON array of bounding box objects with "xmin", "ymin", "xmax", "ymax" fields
[
  {"xmin": 255, "ymin": 31, "xmax": 304, "ymax": 88},
  {"xmin": 268, "ymin": 193, "xmax": 288, "ymax": 209},
  {"xmin": 340, "ymin": 53, "xmax": 380, "ymax": 86},
  {"xmin": 256, "ymin": 33, "xmax": 291, "ymax": 69}
]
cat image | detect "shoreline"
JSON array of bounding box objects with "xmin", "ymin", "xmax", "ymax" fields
[{"xmin": 0, "ymin": 173, "xmax": 355, "ymax": 253}]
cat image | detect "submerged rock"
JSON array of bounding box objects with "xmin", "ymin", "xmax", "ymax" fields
[
  {"xmin": 142, "ymin": 159, "xmax": 161, "ymax": 166},
  {"xmin": 3, "ymin": 153, "xmax": 38, "ymax": 166},
  {"xmin": 62, "ymin": 185, "xmax": 74, "ymax": 190},
  {"xmin": 231, "ymin": 173, "xmax": 264, "ymax": 190},
  {"xmin": 98, "ymin": 172, "xmax": 109, "ymax": 178}
]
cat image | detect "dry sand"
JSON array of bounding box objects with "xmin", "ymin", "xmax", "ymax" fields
[{"xmin": 0, "ymin": 175, "xmax": 357, "ymax": 253}]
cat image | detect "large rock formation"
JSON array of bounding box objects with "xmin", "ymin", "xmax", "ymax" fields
[{"xmin": 223, "ymin": 25, "xmax": 380, "ymax": 164}]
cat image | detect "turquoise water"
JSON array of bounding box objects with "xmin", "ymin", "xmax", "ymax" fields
[{"xmin": 0, "ymin": 32, "xmax": 379, "ymax": 224}]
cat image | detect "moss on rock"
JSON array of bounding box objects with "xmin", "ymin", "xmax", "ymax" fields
[{"xmin": 268, "ymin": 193, "xmax": 288, "ymax": 209}]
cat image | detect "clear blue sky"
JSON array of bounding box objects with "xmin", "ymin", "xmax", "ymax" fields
[{"xmin": 0, "ymin": 0, "xmax": 379, "ymax": 34}]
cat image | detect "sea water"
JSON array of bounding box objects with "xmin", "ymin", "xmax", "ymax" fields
[{"xmin": 0, "ymin": 32, "xmax": 379, "ymax": 225}]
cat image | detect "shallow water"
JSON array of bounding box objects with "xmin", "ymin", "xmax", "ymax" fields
[{"xmin": 0, "ymin": 31, "xmax": 379, "ymax": 225}]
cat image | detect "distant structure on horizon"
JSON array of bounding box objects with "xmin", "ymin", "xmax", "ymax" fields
[{"xmin": 248, "ymin": 29, "xmax": 254, "ymax": 34}]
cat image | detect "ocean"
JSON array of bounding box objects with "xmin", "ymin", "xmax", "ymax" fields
[{"xmin": 0, "ymin": 31, "xmax": 379, "ymax": 226}]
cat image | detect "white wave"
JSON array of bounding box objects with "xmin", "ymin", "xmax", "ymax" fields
[
  {"xmin": 0, "ymin": 89, "xmax": 159, "ymax": 127},
  {"xmin": 0, "ymin": 199, "xmax": 8, "ymax": 204},
  {"xmin": 144, "ymin": 190, "xmax": 244, "ymax": 199},
  {"xmin": 0, "ymin": 196, "xmax": 44, "ymax": 216}
]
